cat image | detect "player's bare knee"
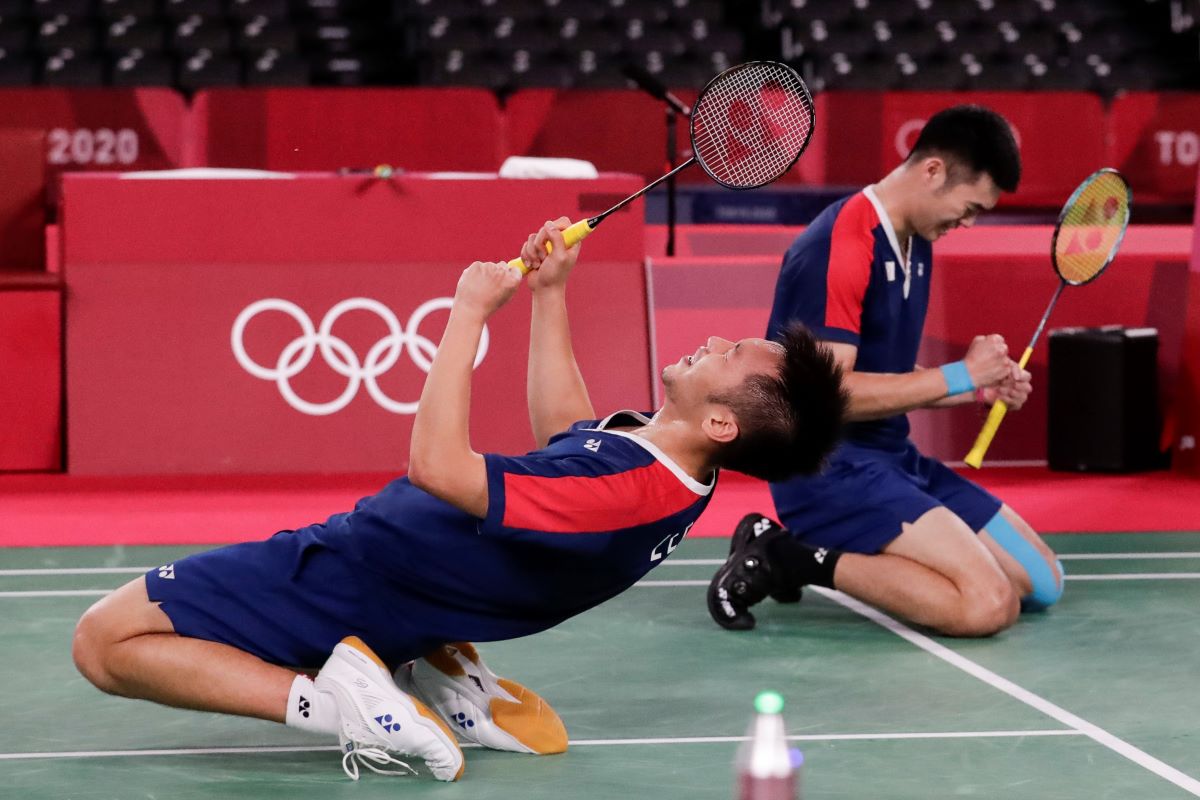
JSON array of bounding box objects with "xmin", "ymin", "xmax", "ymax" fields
[
  {"xmin": 952, "ymin": 582, "xmax": 1019, "ymax": 637},
  {"xmin": 72, "ymin": 603, "xmax": 120, "ymax": 693}
]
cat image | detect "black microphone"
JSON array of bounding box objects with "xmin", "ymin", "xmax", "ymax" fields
[{"xmin": 621, "ymin": 63, "xmax": 690, "ymax": 115}]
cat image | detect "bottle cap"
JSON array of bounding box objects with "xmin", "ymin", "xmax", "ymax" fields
[{"xmin": 754, "ymin": 690, "xmax": 784, "ymax": 715}]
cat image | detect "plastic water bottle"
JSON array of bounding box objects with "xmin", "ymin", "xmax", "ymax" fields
[{"xmin": 735, "ymin": 691, "xmax": 802, "ymax": 800}]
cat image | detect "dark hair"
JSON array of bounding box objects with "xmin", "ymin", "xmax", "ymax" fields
[
  {"xmin": 709, "ymin": 323, "xmax": 847, "ymax": 482},
  {"xmin": 907, "ymin": 105, "xmax": 1021, "ymax": 193}
]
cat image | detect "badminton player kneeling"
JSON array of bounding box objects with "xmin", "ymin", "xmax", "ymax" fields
[
  {"xmin": 710, "ymin": 106, "xmax": 1064, "ymax": 638},
  {"xmin": 73, "ymin": 219, "xmax": 846, "ymax": 782}
]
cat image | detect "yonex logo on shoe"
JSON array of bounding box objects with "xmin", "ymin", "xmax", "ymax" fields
[
  {"xmin": 814, "ymin": 548, "xmax": 828, "ymax": 564},
  {"xmin": 298, "ymin": 695, "xmax": 310, "ymax": 719},
  {"xmin": 374, "ymin": 713, "xmax": 402, "ymax": 733},
  {"xmin": 452, "ymin": 712, "xmax": 476, "ymax": 730},
  {"xmin": 753, "ymin": 518, "xmax": 771, "ymax": 537},
  {"xmin": 157, "ymin": 564, "xmax": 175, "ymax": 580},
  {"xmin": 584, "ymin": 438, "xmax": 601, "ymax": 452}
]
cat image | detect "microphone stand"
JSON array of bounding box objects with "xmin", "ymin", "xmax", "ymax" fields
[
  {"xmin": 621, "ymin": 64, "xmax": 691, "ymax": 257},
  {"xmin": 665, "ymin": 105, "xmax": 678, "ymax": 256}
]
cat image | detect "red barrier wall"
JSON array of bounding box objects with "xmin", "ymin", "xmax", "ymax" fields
[
  {"xmin": 650, "ymin": 225, "xmax": 1193, "ymax": 463},
  {"xmin": 1109, "ymin": 92, "xmax": 1200, "ymax": 205},
  {"xmin": 0, "ymin": 88, "xmax": 186, "ymax": 177},
  {"xmin": 62, "ymin": 173, "xmax": 650, "ymax": 475},
  {"xmin": 821, "ymin": 92, "xmax": 1107, "ymax": 206},
  {"xmin": 0, "ymin": 273, "xmax": 62, "ymax": 471},
  {"xmin": 0, "ymin": 129, "xmax": 45, "ymax": 271},
  {"xmin": 194, "ymin": 88, "xmax": 505, "ymax": 172},
  {"xmin": 504, "ymin": 89, "xmax": 826, "ymax": 186}
]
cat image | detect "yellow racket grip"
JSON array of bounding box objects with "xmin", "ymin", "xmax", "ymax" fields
[
  {"xmin": 963, "ymin": 346, "xmax": 1035, "ymax": 467},
  {"xmin": 964, "ymin": 400, "xmax": 1010, "ymax": 468},
  {"xmin": 506, "ymin": 219, "xmax": 596, "ymax": 274}
]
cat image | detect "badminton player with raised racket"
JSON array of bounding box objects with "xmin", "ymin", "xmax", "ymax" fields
[
  {"xmin": 73, "ymin": 220, "xmax": 846, "ymax": 783},
  {"xmin": 710, "ymin": 105, "xmax": 1064, "ymax": 638}
]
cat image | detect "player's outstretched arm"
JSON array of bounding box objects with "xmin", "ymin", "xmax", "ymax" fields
[
  {"xmin": 521, "ymin": 219, "xmax": 595, "ymax": 448},
  {"xmin": 409, "ymin": 261, "xmax": 520, "ymax": 517}
]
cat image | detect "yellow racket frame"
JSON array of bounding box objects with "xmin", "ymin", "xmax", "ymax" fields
[{"xmin": 964, "ymin": 168, "xmax": 1132, "ymax": 468}]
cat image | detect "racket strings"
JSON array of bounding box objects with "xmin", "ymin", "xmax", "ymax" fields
[
  {"xmin": 690, "ymin": 62, "xmax": 815, "ymax": 189},
  {"xmin": 1054, "ymin": 170, "xmax": 1131, "ymax": 285}
]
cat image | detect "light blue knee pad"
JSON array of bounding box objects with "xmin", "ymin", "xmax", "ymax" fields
[{"xmin": 983, "ymin": 511, "xmax": 1063, "ymax": 612}]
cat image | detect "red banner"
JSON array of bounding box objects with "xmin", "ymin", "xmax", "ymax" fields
[
  {"xmin": 821, "ymin": 92, "xmax": 1106, "ymax": 206},
  {"xmin": 194, "ymin": 88, "xmax": 504, "ymax": 172},
  {"xmin": 63, "ymin": 173, "xmax": 650, "ymax": 475},
  {"xmin": 0, "ymin": 88, "xmax": 185, "ymax": 174},
  {"xmin": 1109, "ymin": 92, "xmax": 1200, "ymax": 204}
]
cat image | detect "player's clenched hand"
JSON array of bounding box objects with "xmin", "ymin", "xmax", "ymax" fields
[
  {"xmin": 522, "ymin": 217, "xmax": 580, "ymax": 293},
  {"xmin": 964, "ymin": 334, "xmax": 1010, "ymax": 388},
  {"xmin": 983, "ymin": 360, "xmax": 1033, "ymax": 410},
  {"xmin": 455, "ymin": 261, "xmax": 521, "ymax": 319}
]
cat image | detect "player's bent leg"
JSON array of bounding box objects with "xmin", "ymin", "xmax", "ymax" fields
[
  {"xmin": 396, "ymin": 642, "xmax": 568, "ymax": 755},
  {"xmin": 73, "ymin": 576, "xmax": 177, "ymax": 696},
  {"xmin": 317, "ymin": 637, "xmax": 465, "ymax": 781},
  {"xmin": 836, "ymin": 507, "xmax": 1020, "ymax": 637},
  {"xmin": 979, "ymin": 505, "xmax": 1064, "ymax": 612},
  {"xmin": 72, "ymin": 576, "xmax": 294, "ymax": 721}
]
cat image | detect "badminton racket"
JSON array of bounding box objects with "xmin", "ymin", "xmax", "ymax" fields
[
  {"xmin": 964, "ymin": 168, "xmax": 1132, "ymax": 468},
  {"xmin": 507, "ymin": 60, "xmax": 816, "ymax": 273}
]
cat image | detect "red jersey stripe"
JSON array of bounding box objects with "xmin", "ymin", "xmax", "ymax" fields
[
  {"xmin": 502, "ymin": 461, "xmax": 701, "ymax": 533},
  {"xmin": 824, "ymin": 192, "xmax": 877, "ymax": 334}
]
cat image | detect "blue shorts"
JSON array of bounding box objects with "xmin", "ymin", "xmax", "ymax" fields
[
  {"xmin": 145, "ymin": 529, "xmax": 448, "ymax": 669},
  {"xmin": 769, "ymin": 440, "xmax": 1002, "ymax": 554}
]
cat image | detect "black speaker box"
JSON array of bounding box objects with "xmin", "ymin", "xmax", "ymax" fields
[{"xmin": 1047, "ymin": 326, "xmax": 1163, "ymax": 472}]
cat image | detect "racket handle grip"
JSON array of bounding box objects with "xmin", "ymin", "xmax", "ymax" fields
[
  {"xmin": 507, "ymin": 219, "xmax": 596, "ymax": 274},
  {"xmin": 964, "ymin": 400, "xmax": 1010, "ymax": 468}
]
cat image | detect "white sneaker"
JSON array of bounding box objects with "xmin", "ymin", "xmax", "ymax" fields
[
  {"xmin": 315, "ymin": 636, "xmax": 465, "ymax": 781},
  {"xmin": 395, "ymin": 642, "xmax": 568, "ymax": 755}
]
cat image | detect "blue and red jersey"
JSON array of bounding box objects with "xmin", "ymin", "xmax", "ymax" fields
[
  {"xmin": 766, "ymin": 187, "xmax": 933, "ymax": 447},
  {"xmin": 308, "ymin": 410, "xmax": 714, "ymax": 645}
]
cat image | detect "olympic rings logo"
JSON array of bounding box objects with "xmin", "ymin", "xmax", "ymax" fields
[{"xmin": 231, "ymin": 297, "xmax": 489, "ymax": 416}]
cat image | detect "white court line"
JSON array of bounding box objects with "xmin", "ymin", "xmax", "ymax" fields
[
  {"xmin": 659, "ymin": 552, "xmax": 1200, "ymax": 568},
  {"xmin": 1065, "ymin": 573, "xmax": 1200, "ymax": 580},
  {"xmin": 810, "ymin": 586, "xmax": 1200, "ymax": 797},
  {"xmin": 0, "ymin": 590, "xmax": 109, "ymax": 597},
  {"xmin": 4, "ymin": 551, "xmax": 1200, "ymax": 576},
  {"xmin": 7, "ymin": 551, "xmax": 1200, "ymax": 575},
  {"xmin": 634, "ymin": 573, "xmax": 1200, "ymax": 588},
  {"xmin": 1059, "ymin": 553, "xmax": 1200, "ymax": 560},
  {"xmin": 5, "ymin": 572, "xmax": 1200, "ymax": 598},
  {"xmin": 0, "ymin": 729, "xmax": 1083, "ymax": 761},
  {"xmin": 0, "ymin": 567, "xmax": 148, "ymax": 576}
]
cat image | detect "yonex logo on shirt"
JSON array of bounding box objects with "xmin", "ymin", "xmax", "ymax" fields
[
  {"xmin": 157, "ymin": 564, "xmax": 175, "ymax": 580},
  {"xmin": 583, "ymin": 438, "xmax": 601, "ymax": 452}
]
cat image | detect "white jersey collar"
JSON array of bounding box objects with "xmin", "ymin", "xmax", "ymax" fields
[
  {"xmin": 585, "ymin": 410, "xmax": 715, "ymax": 496},
  {"xmin": 863, "ymin": 185, "xmax": 912, "ymax": 297}
]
